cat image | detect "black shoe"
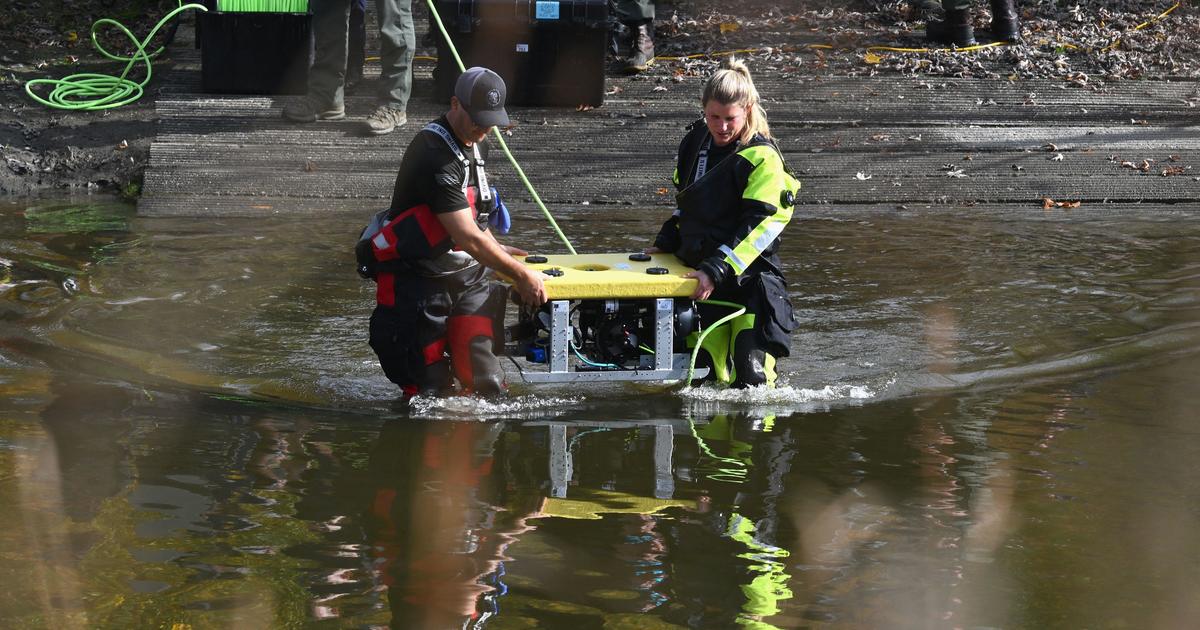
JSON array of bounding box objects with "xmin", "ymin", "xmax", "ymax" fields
[
  {"xmin": 912, "ymin": 0, "xmax": 943, "ymax": 21},
  {"xmin": 989, "ymin": 16, "xmax": 1020, "ymax": 42},
  {"xmin": 989, "ymin": 0, "xmax": 1021, "ymax": 42},
  {"xmin": 926, "ymin": 8, "xmax": 976, "ymax": 46}
]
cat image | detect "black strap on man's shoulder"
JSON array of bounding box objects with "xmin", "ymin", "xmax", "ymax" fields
[{"xmin": 422, "ymin": 122, "xmax": 491, "ymax": 205}]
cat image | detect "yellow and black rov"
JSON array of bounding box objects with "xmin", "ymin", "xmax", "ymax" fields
[{"xmin": 500, "ymin": 252, "xmax": 710, "ymax": 384}]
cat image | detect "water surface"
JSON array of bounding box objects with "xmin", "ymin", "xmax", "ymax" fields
[{"xmin": 2, "ymin": 197, "xmax": 1199, "ymax": 628}]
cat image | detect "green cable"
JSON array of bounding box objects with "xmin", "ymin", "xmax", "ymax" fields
[
  {"xmin": 571, "ymin": 341, "xmax": 620, "ymax": 369},
  {"xmin": 424, "ymin": 0, "xmax": 577, "ymax": 255},
  {"xmin": 24, "ymin": 1, "xmax": 208, "ymax": 110},
  {"xmin": 685, "ymin": 416, "xmax": 748, "ymax": 484},
  {"xmin": 686, "ymin": 299, "xmax": 747, "ymax": 387}
]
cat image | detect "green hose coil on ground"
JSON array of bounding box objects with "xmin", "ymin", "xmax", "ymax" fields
[{"xmin": 24, "ymin": 1, "xmax": 207, "ymax": 111}]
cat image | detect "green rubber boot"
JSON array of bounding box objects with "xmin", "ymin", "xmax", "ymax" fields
[{"xmin": 688, "ymin": 323, "xmax": 733, "ymax": 385}]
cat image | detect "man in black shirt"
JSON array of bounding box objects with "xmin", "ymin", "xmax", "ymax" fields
[{"xmin": 364, "ymin": 67, "xmax": 547, "ymax": 397}]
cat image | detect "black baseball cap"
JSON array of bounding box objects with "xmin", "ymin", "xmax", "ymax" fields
[{"xmin": 454, "ymin": 67, "xmax": 510, "ymax": 128}]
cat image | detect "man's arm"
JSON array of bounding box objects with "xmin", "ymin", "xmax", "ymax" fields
[{"xmin": 437, "ymin": 208, "xmax": 547, "ymax": 305}]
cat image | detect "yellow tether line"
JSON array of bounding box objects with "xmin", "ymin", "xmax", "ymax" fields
[
  {"xmin": 867, "ymin": 41, "xmax": 1006, "ymax": 54},
  {"xmin": 1102, "ymin": 1, "xmax": 1180, "ymax": 52},
  {"xmin": 1133, "ymin": 1, "xmax": 1182, "ymax": 31},
  {"xmin": 655, "ymin": 44, "xmax": 831, "ymax": 61}
]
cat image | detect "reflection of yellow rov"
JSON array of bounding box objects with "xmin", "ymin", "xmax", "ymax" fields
[
  {"xmin": 525, "ymin": 418, "xmax": 701, "ymax": 512},
  {"xmin": 501, "ymin": 253, "xmax": 711, "ymax": 384}
]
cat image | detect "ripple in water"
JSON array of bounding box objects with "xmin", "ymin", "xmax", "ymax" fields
[
  {"xmin": 682, "ymin": 382, "xmax": 876, "ymax": 406},
  {"xmin": 406, "ymin": 394, "xmax": 584, "ymax": 419}
]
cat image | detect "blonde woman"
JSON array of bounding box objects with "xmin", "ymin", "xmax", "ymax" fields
[{"xmin": 648, "ymin": 58, "xmax": 800, "ymax": 388}]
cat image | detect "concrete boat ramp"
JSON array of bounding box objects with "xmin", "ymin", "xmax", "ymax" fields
[{"xmin": 140, "ymin": 26, "xmax": 1200, "ymax": 218}]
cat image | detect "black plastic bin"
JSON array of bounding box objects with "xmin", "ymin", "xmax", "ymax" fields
[
  {"xmin": 196, "ymin": 0, "xmax": 312, "ymax": 95},
  {"xmin": 433, "ymin": 0, "xmax": 607, "ymax": 108}
]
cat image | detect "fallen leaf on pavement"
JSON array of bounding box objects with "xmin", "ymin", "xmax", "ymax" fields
[{"xmin": 1043, "ymin": 197, "xmax": 1081, "ymax": 209}]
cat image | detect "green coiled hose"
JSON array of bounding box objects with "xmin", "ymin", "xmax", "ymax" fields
[{"xmin": 24, "ymin": 1, "xmax": 207, "ymax": 111}]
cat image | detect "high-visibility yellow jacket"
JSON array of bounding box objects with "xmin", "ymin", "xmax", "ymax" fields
[{"xmin": 654, "ymin": 120, "xmax": 801, "ymax": 287}]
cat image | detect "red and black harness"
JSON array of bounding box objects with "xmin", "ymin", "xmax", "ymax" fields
[{"xmin": 357, "ymin": 122, "xmax": 493, "ymax": 307}]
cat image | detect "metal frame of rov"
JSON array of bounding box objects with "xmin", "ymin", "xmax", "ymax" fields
[{"xmin": 502, "ymin": 253, "xmax": 710, "ymax": 384}]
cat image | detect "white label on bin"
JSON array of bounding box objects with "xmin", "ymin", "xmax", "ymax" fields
[
  {"xmin": 516, "ymin": 43, "xmax": 529, "ymax": 53},
  {"xmin": 535, "ymin": 1, "xmax": 560, "ymax": 20}
]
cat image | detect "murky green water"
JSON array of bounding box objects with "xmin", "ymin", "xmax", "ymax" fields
[{"xmin": 2, "ymin": 196, "xmax": 1200, "ymax": 628}]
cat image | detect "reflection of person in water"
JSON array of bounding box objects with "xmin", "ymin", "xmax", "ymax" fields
[
  {"xmin": 364, "ymin": 419, "xmax": 540, "ymax": 628},
  {"xmin": 14, "ymin": 380, "xmax": 132, "ymax": 621},
  {"xmin": 668, "ymin": 413, "xmax": 798, "ymax": 627},
  {"xmin": 37, "ymin": 381, "xmax": 130, "ymax": 521}
]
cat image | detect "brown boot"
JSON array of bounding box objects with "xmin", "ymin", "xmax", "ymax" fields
[{"xmin": 624, "ymin": 21, "xmax": 655, "ymax": 74}]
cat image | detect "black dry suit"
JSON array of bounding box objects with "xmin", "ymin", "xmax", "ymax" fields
[{"xmin": 654, "ymin": 120, "xmax": 801, "ymax": 387}]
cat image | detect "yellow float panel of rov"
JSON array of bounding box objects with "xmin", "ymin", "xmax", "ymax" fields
[
  {"xmin": 501, "ymin": 252, "xmax": 698, "ymax": 300},
  {"xmin": 539, "ymin": 488, "xmax": 696, "ymax": 520}
]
